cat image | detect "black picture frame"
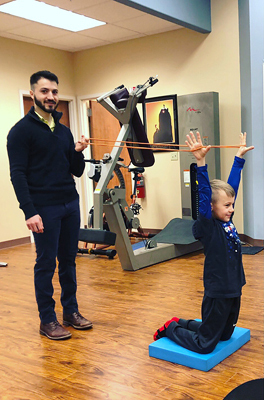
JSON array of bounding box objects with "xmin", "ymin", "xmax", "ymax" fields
[{"xmin": 142, "ymin": 94, "xmax": 178, "ymax": 151}]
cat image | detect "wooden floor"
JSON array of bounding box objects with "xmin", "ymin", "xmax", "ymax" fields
[{"xmin": 0, "ymin": 243, "xmax": 263, "ymax": 400}]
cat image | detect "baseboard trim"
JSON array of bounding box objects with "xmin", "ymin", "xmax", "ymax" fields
[
  {"xmin": 239, "ymin": 234, "xmax": 264, "ymax": 247},
  {"xmin": 0, "ymin": 236, "xmax": 31, "ymax": 250},
  {"xmin": 142, "ymin": 229, "xmax": 264, "ymax": 247},
  {"xmin": 141, "ymin": 228, "xmax": 161, "ymax": 235}
]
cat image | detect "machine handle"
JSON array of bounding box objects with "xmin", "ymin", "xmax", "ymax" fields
[{"xmin": 97, "ymin": 84, "xmax": 125, "ymax": 102}]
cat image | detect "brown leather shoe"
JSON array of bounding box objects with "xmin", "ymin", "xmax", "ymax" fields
[
  {"xmin": 63, "ymin": 311, "xmax": 93, "ymax": 330},
  {"xmin": 40, "ymin": 321, "xmax": 72, "ymax": 340}
]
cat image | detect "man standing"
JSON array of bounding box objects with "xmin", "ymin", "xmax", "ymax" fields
[{"xmin": 7, "ymin": 70, "xmax": 92, "ymax": 340}]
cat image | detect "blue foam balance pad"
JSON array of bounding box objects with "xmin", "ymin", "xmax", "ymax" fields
[{"xmin": 149, "ymin": 326, "xmax": 250, "ymax": 371}]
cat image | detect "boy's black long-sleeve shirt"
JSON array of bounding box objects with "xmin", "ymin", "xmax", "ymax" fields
[
  {"xmin": 7, "ymin": 107, "xmax": 85, "ymax": 220},
  {"xmin": 192, "ymin": 157, "xmax": 246, "ymax": 298}
]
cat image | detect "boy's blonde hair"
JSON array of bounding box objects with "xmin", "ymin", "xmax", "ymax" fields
[{"xmin": 210, "ymin": 179, "xmax": 235, "ymax": 203}]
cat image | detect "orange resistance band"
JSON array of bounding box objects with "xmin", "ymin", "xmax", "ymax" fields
[{"xmin": 88, "ymin": 137, "xmax": 241, "ymax": 152}]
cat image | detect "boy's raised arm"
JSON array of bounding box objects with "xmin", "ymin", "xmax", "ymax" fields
[
  {"xmin": 186, "ymin": 132, "xmax": 212, "ymax": 219},
  {"xmin": 228, "ymin": 132, "xmax": 254, "ymax": 198}
]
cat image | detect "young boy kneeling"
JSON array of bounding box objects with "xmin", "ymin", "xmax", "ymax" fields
[{"xmin": 154, "ymin": 132, "xmax": 254, "ymax": 354}]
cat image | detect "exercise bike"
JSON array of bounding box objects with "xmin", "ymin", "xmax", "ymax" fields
[{"xmin": 78, "ymin": 156, "xmax": 153, "ymax": 259}]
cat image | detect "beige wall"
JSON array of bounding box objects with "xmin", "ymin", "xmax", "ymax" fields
[
  {"xmin": 0, "ymin": 0, "xmax": 244, "ymax": 244},
  {"xmin": 73, "ymin": 0, "xmax": 243, "ymax": 231}
]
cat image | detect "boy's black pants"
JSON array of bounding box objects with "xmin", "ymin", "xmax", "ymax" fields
[{"xmin": 166, "ymin": 295, "xmax": 241, "ymax": 354}]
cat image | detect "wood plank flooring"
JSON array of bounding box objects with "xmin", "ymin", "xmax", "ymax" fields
[{"xmin": 0, "ymin": 244, "xmax": 263, "ymax": 400}]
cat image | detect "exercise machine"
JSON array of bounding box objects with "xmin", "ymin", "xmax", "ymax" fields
[
  {"xmin": 85, "ymin": 160, "xmax": 154, "ymax": 241},
  {"xmin": 79, "ymin": 77, "xmax": 202, "ymax": 270}
]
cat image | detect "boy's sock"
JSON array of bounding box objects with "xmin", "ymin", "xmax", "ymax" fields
[{"xmin": 153, "ymin": 317, "xmax": 179, "ymax": 341}]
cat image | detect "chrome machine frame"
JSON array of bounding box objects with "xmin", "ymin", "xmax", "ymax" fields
[{"xmin": 93, "ymin": 78, "xmax": 202, "ymax": 271}]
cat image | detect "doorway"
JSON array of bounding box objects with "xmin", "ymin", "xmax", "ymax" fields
[
  {"xmin": 87, "ymin": 99, "xmax": 133, "ymax": 206},
  {"xmin": 23, "ymin": 96, "xmax": 70, "ymax": 127}
]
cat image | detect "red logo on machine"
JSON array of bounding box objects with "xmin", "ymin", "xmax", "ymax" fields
[{"xmin": 186, "ymin": 107, "xmax": 201, "ymax": 113}]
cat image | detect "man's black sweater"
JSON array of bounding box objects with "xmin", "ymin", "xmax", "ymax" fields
[{"xmin": 7, "ymin": 107, "xmax": 85, "ymax": 220}]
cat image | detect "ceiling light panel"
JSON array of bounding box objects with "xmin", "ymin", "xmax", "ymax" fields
[{"xmin": 0, "ymin": 0, "xmax": 106, "ymax": 32}]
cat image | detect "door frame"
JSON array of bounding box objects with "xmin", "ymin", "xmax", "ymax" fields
[
  {"xmin": 77, "ymin": 92, "xmax": 103, "ymax": 224},
  {"xmin": 77, "ymin": 91, "xmax": 136, "ymax": 224}
]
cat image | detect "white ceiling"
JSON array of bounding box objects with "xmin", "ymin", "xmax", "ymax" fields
[{"xmin": 0, "ymin": 0, "xmax": 182, "ymax": 52}]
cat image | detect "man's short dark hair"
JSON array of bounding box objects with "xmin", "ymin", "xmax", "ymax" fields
[{"xmin": 30, "ymin": 70, "xmax": 59, "ymax": 89}]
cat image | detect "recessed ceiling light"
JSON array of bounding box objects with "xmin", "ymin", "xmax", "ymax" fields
[{"xmin": 0, "ymin": 0, "xmax": 106, "ymax": 32}]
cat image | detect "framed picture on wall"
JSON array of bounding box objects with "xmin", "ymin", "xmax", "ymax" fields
[{"xmin": 142, "ymin": 95, "xmax": 178, "ymax": 150}]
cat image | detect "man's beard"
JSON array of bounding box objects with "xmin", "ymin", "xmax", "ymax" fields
[{"xmin": 34, "ymin": 95, "xmax": 58, "ymax": 114}]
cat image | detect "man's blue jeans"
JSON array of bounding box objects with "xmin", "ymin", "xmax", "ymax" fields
[{"xmin": 33, "ymin": 198, "xmax": 80, "ymax": 324}]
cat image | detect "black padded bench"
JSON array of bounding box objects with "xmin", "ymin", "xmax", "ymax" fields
[{"xmin": 79, "ymin": 228, "xmax": 116, "ymax": 245}]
